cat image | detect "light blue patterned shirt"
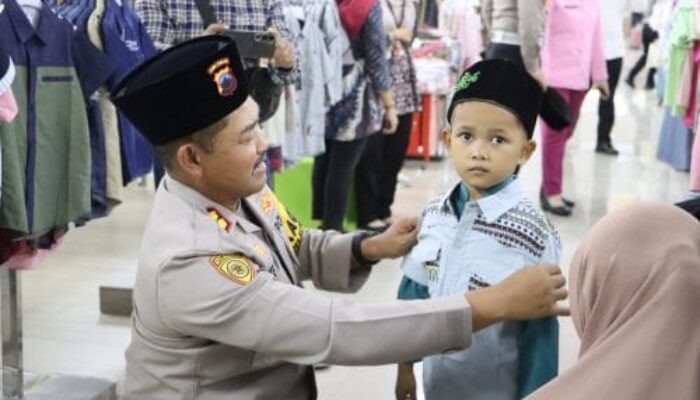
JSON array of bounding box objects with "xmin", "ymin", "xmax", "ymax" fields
[{"xmin": 400, "ymin": 178, "xmax": 561, "ymax": 400}]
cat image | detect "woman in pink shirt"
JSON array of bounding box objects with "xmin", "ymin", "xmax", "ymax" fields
[{"xmin": 540, "ymin": 0, "xmax": 610, "ymax": 216}]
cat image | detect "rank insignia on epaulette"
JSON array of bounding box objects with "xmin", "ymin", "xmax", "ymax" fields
[
  {"xmin": 260, "ymin": 193, "xmax": 274, "ymax": 215},
  {"xmin": 207, "ymin": 207, "xmax": 232, "ymax": 232},
  {"xmin": 209, "ymin": 254, "xmax": 256, "ymax": 286}
]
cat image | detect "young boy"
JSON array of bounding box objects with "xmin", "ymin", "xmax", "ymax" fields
[{"xmin": 395, "ymin": 59, "xmax": 561, "ymax": 400}]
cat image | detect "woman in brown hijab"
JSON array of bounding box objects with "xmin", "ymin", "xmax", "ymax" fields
[{"xmin": 528, "ymin": 203, "xmax": 700, "ymax": 400}]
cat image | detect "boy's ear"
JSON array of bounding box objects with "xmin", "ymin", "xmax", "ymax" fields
[
  {"xmin": 442, "ymin": 129, "xmax": 452, "ymax": 149},
  {"xmin": 519, "ymin": 140, "xmax": 537, "ymax": 165}
]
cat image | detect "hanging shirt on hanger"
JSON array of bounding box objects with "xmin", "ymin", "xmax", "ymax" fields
[
  {"xmin": 0, "ymin": 0, "xmax": 114, "ymax": 237},
  {"xmin": 102, "ymin": 0, "xmax": 157, "ymax": 184}
]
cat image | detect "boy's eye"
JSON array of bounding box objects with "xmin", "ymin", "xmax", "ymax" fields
[
  {"xmin": 491, "ymin": 136, "xmax": 507, "ymax": 144},
  {"xmin": 458, "ymin": 132, "xmax": 473, "ymax": 141}
]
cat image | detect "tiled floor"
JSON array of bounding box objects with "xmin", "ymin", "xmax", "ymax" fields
[{"xmin": 2, "ymin": 60, "xmax": 691, "ymax": 399}]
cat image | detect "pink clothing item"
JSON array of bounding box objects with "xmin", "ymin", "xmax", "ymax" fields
[
  {"xmin": 0, "ymin": 238, "xmax": 63, "ymax": 270},
  {"xmin": 541, "ymin": 0, "xmax": 608, "ymax": 91},
  {"xmin": 690, "ymin": 128, "xmax": 700, "ymax": 191},
  {"xmin": 541, "ymin": 87, "xmax": 587, "ymax": 196},
  {"xmin": 682, "ymin": 43, "xmax": 700, "ymax": 126},
  {"xmin": 0, "ymin": 89, "xmax": 18, "ymax": 124},
  {"xmin": 527, "ymin": 203, "xmax": 700, "ymax": 400}
]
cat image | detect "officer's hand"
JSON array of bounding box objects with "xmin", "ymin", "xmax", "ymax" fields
[
  {"xmin": 361, "ymin": 217, "xmax": 419, "ymax": 261},
  {"xmin": 466, "ymin": 264, "xmax": 569, "ymax": 332},
  {"xmin": 395, "ymin": 363, "xmax": 417, "ymax": 400},
  {"xmin": 267, "ymin": 28, "xmax": 295, "ymax": 69},
  {"xmin": 202, "ymin": 23, "xmax": 227, "ymax": 37}
]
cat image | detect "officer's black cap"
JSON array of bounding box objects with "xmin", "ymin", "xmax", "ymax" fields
[
  {"xmin": 447, "ymin": 59, "xmax": 570, "ymax": 138},
  {"xmin": 112, "ymin": 35, "xmax": 249, "ymax": 146}
]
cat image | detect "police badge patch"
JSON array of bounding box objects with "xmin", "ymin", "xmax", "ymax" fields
[{"xmin": 209, "ymin": 255, "xmax": 256, "ymax": 286}]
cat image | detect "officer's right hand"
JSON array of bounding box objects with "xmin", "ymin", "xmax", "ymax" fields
[
  {"xmin": 465, "ymin": 264, "xmax": 568, "ymax": 331},
  {"xmin": 496, "ymin": 265, "xmax": 569, "ymax": 319}
]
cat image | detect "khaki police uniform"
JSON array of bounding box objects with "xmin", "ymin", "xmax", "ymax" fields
[{"xmin": 121, "ymin": 176, "xmax": 473, "ymax": 399}]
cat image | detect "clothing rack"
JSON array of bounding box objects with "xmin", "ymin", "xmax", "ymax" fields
[{"xmin": 0, "ymin": 269, "xmax": 117, "ymax": 400}]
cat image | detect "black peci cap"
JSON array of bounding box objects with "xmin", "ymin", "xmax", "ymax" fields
[{"xmin": 112, "ymin": 35, "xmax": 250, "ymax": 146}]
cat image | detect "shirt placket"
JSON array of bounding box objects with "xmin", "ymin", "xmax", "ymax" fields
[{"xmin": 441, "ymin": 202, "xmax": 479, "ymax": 295}]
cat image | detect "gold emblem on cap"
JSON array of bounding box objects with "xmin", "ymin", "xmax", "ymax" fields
[
  {"xmin": 207, "ymin": 58, "xmax": 238, "ymax": 97},
  {"xmin": 209, "ymin": 254, "xmax": 256, "ymax": 286}
]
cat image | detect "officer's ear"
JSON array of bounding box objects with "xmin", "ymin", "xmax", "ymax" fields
[{"xmin": 175, "ymin": 143, "xmax": 206, "ymax": 178}]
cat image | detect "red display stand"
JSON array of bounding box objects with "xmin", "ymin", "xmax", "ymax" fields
[{"xmin": 406, "ymin": 94, "xmax": 446, "ymax": 166}]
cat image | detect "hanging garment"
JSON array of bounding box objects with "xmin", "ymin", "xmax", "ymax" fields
[
  {"xmin": 102, "ymin": 0, "xmax": 156, "ymax": 184},
  {"xmin": 0, "ymin": 0, "xmax": 114, "ymax": 237},
  {"xmin": 657, "ymin": 108, "xmax": 694, "ymax": 171},
  {"xmin": 87, "ymin": 0, "xmax": 124, "ymax": 204}
]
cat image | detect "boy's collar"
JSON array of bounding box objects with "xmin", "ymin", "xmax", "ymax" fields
[{"xmin": 441, "ymin": 177, "xmax": 524, "ymax": 223}]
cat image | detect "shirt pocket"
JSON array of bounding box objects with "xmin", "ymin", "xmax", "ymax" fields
[{"xmin": 402, "ymin": 238, "xmax": 443, "ymax": 287}]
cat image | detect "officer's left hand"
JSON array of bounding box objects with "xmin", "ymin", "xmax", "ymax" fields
[
  {"xmin": 361, "ymin": 217, "xmax": 419, "ymax": 261},
  {"xmin": 267, "ymin": 28, "xmax": 295, "ymax": 69}
]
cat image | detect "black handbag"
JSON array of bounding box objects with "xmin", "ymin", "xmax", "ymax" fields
[{"xmin": 194, "ymin": 0, "xmax": 283, "ymax": 122}]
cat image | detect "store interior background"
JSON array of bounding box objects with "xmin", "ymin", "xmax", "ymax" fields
[{"xmin": 8, "ymin": 38, "xmax": 689, "ymax": 397}]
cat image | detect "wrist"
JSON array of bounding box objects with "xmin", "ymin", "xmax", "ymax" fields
[
  {"xmin": 353, "ymin": 232, "xmax": 381, "ymax": 265},
  {"xmin": 464, "ymin": 286, "xmax": 506, "ymax": 332}
]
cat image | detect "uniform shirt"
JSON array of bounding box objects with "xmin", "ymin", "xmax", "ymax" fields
[
  {"xmin": 0, "ymin": 0, "xmax": 114, "ymax": 236},
  {"xmin": 134, "ymin": 0, "xmax": 297, "ymax": 85},
  {"xmin": 122, "ymin": 176, "xmax": 476, "ymax": 400},
  {"xmin": 400, "ymin": 178, "xmax": 560, "ymax": 400}
]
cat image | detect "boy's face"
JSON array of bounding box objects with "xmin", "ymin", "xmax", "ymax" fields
[{"xmin": 444, "ymin": 101, "xmax": 536, "ymax": 196}]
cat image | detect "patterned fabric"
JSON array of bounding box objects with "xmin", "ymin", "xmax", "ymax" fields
[
  {"xmin": 389, "ymin": 45, "xmax": 421, "ymax": 115},
  {"xmin": 326, "ymin": 2, "xmax": 391, "ymax": 141},
  {"xmin": 472, "ymin": 202, "xmax": 555, "ymax": 260},
  {"xmin": 135, "ymin": 0, "xmax": 297, "ymax": 84}
]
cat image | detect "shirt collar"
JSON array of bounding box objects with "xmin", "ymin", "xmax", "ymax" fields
[
  {"xmin": 162, "ymin": 175, "xmax": 261, "ymax": 234},
  {"xmin": 5, "ymin": 0, "xmax": 54, "ymax": 45},
  {"xmin": 441, "ymin": 177, "xmax": 525, "ymax": 223}
]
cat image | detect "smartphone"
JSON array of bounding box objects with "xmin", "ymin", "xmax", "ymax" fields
[{"xmin": 222, "ymin": 31, "xmax": 276, "ymax": 59}]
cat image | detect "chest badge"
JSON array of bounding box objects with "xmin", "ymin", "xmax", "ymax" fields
[{"xmin": 209, "ymin": 254, "xmax": 256, "ymax": 286}]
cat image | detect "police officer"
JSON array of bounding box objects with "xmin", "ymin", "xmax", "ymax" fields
[{"xmin": 112, "ymin": 36, "xmax": 568, "ymax": 400}]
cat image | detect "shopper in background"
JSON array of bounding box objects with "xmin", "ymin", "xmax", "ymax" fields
[
  {"xmin": 354, "ymin": 0, "xmax": 421, "ymax": 231},
  {"xmin": 596, "ymin": 0, "xmax": 628, "ymax": 156},
  {"xmin": 312, "ymin": 0, "xmax": 398, "ymax": 231},
  {"xmin": 481, "ymin": 0, "xmax": 547, "ymax": 88},
  {"xmin": 625, "ymin": 3, "xmax": 659, "ymax": 90},
  {"xmin": 539, "ymin": 0, "xmax": 609, "ymax": 217},
  {"xmin": 527, "ymin": 203, "xmax": 700, "ymax": 400}
]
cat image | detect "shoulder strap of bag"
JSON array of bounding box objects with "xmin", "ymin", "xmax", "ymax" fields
[{"xmin": 194, "ymin": 0, "xmax": 217, "ymax": 27}]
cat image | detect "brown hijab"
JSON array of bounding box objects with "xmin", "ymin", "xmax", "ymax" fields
[{"xmin": 528, "ymin": 203, "xmax": 700, "ymax": 400}]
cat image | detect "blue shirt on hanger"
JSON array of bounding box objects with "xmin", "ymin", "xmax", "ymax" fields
[{"xmin": 101, "ymin": 0, "xmax": 157, "ymax": 184}]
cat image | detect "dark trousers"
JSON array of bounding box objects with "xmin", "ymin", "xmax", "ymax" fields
[
  {"xmin": 355, "ymin": 114, "xmax": 414, "ymax": 226},
  {"xmin": 597, "ymin": 58, "xmax": 623, "ymax": 145},
  {"xmin": 628, "ymin": 27, "xmax": 657, "ymax": 87},
  {"xmin": 312, "ymin": 137, "xmax": 368, "ymax": 231}
]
